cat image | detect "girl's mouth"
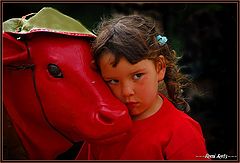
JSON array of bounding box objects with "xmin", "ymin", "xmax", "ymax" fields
[{"xmin": 126, "ymin": 102, "xmax": 139, "ymax": 109}]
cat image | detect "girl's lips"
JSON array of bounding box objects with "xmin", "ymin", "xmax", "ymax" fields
[{"xmin": 126, "ymin": 102, "xmax": 139, "ymax": 109}]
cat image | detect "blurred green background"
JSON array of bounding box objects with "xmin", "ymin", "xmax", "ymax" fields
[{"xmin": 2, "ymin": 2, "xmax": 238, "ymax": 160}]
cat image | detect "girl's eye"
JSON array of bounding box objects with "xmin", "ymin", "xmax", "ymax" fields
[
  {"xmin": 106, "ymin": 79, "xmax": 119, "ymax": 85},
  {"xmin": 133, "ymin": 73, "xmax": 143, "ymax": 80}
]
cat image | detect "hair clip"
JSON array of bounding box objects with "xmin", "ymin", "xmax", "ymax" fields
[{"xmin": 156, "ymin": 35, "xmax": 168, "ymax": 45}]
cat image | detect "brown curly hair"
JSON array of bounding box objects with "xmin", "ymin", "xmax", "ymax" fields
[{"xmin": 92, "ymin": 14, "xmax": 191, "ymax": 112}]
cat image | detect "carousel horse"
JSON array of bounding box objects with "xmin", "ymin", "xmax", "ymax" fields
[{"xmin": 3, "ymin": 7, "xmax": 132, "ymax": 159}]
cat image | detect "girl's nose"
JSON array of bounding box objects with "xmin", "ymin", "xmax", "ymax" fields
[{"xmin": 121, "ymin": 83, "xmax": 134, "ymax": 97}]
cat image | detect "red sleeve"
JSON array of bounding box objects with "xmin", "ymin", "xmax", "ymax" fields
[{"xmin": 165, "ymin": 117, "xmax": 209, "ymax": 160}]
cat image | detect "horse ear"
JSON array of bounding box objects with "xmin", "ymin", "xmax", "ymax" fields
[{"xmin": 3, "ymin": 32, "xmax": 28, "ymax": 65}]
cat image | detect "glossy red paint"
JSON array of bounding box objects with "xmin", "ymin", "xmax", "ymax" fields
[{"xmin": 3, "ymin": 32, "xmax": 132, "ymax": 159}]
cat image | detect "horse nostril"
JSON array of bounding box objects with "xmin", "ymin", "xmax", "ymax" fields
[
  {"xmin": 96, "ymin": 107, "xmax": 127, "ymax": 125},
  {"xmin": 96, "ymin": 112, "xmax": 113, "ymax": 125}
]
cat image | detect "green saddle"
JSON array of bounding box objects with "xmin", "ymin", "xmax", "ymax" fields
[{"xmin": 3, "ymin": 7, "xmax": 95, "ymax": 37}]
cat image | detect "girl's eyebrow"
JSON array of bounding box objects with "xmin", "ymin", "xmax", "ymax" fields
[
  {"xmin": 102, "ymin": 76, "xmax": 112, "ymax": 80},
  {"xmin": 130, "ymin": 68, "xmax": 146, "ymax": 75},
  {"xmin": 102, "ymin": 68, "xmax": 146, "ymax": 80},
  {"xmin": 102, "ymin": 75, "xmax": 117, "ymax": 80}
]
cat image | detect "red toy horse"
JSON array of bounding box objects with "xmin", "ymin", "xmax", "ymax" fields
[{"xmin": 3, "ymin": 7, "xmax": 132, "ymax": 159}]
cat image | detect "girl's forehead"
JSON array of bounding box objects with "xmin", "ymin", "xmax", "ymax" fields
[
  {"xmin": 99, "ymin": 52, "xmax": 155, "ymax": 74},
  {"xmin": 99, "ymin": 52, "xmax": 116, "ymax": 66}
]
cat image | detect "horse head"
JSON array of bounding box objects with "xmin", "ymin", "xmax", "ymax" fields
[{"xmin": 3, "ymin": 7, "xmax": 132, "ymax": 159}]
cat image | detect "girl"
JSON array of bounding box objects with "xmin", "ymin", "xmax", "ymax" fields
[{"xmin": 77, "ymin": 14, "xmax": 209, "ymax": 160}]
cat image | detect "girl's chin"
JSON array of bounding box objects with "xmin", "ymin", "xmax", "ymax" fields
[{"xmin": 129, "ymin": 109, "xmax": 146, "ymax": 119}]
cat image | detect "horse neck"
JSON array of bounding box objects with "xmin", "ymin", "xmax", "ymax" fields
[{"xmin": 3, "ymin": 67, "xmax": 72, "ymax": 159}]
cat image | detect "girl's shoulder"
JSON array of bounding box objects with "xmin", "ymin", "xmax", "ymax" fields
[
  {"xmin": 161, "ymin": 97, "xmax": 208, "ymax": 160},
  {"xmin": 160, "ymin": 94, "xmax": 201, "ymax": 131}
]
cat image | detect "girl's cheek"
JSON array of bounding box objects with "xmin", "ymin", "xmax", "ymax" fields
[
  {"xmin": 109, "ymin": 86, "xmax": 121, "ymax": 99},
  {"xmin": 136, "ymin": 77, "xmax": 148, "ymax": 88}
]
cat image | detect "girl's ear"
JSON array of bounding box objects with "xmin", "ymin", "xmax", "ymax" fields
[{"xmin": 156, "ymin": 55, "xmax": 166, "ymax": 81}]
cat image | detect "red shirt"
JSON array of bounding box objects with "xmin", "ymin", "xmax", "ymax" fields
[{"xmin": 76, "ymin": 95, "xmax": 209, "ymax": 160}]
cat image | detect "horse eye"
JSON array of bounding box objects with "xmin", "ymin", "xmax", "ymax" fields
[{"xmin": 47, "ymin": 64, "xmax": 64, "ymax": 78}]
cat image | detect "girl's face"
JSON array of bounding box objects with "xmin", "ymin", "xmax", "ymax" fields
[{"xmin": 99, "ymin": 52, "xmax": 166, "ymax": 120}]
